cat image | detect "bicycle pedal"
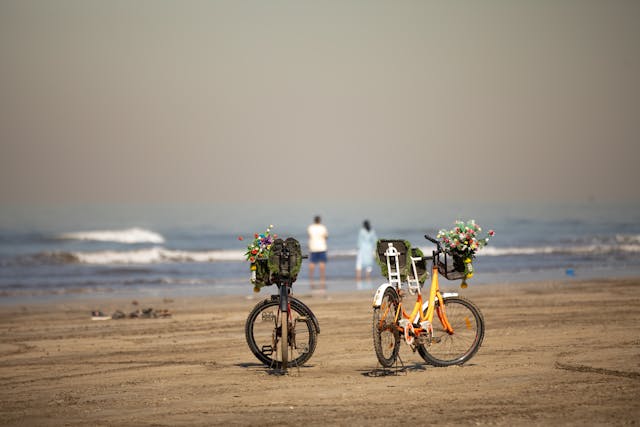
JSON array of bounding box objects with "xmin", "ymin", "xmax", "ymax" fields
[{"xmin": 261, "ymin": 345, "xmax": 274, "ymax": 356}]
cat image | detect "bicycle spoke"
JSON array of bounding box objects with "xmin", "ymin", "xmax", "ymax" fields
[
  {"xmin": 417, "ymin": 297, "xmax": 484, "ymax": 366},
  {"xmin": 373, "ymin": 288, "xmax": 400, "ymax": 367},
  {"xmin": 246, "ymin": 298, "xmax": 318, "ymax": 369}
]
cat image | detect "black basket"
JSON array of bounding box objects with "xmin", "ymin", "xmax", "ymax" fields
[
  {"xmin": 437, "ymin": 251, "xmax": 467, "ymax": 280},
  {"xmin": 410, "ymin": 247, "xmax": 428, "ymax": 284},
  {"xmin": 268, "ymin": 238, "xmax": 302, "ymax": 283},
  {"xmin": 376, "ymin": 239, "xmax": 411, "ymax": 279},
  {"xmin": 376, "ymin": 240, "xmax": 409, "ymax": 269}
]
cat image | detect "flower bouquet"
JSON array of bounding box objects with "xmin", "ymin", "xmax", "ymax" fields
[
  {"xmin": 437, "ymin": 220, "xmax": 495, "ymax": 288},
  {"xmin": 243, "ymin": 225, "xmax": 276, "ymax": 292}
]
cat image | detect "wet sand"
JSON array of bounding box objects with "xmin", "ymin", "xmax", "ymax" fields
[{"xmin": 1, "ymin": 278, "xmax": 639, "ymax": 426}]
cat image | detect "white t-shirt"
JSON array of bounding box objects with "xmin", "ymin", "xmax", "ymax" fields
[{"xmin": 307, "ymin": 223, "xmax": 328, "ymax": 253}]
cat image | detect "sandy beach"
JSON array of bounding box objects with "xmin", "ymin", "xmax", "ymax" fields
[{"xmin": 1, "ymin": 278, "xmax": 639, "ymax": 426}]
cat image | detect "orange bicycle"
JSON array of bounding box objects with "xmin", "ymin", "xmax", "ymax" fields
[{"xmin": 372, "ymin": 235, "xmax": 484, "ymax": 367}]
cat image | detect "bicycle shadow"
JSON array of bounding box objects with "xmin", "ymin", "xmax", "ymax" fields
[
  {"xmin": 363, "ymin": 361, "xmax": 481, "ymax": 376},
  {"xmin": 360, "ymin": 361, "xmax": 427, "ymax": 377},
  {"xmin": 235, "ymin": 362, "xmax": 265, "ymax": 368},
  {"xmin": 235, "ymin": 362, "xmax": 316, "ymax": 376}
]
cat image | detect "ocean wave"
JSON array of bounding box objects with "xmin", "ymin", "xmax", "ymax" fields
[
  {"xmin": 409, "ymin": 243, "xmax": 640, "ymax": 257},
  {"xmin": 616, "ymin": 234, "xmax": 640, "ymax": 244},
  {"xmin": 57, "ymin": 228, "xmax": 165, "ymax": 244},
  {"xmin": 70, "ymin": 247, "xmax": 245, "ymax": 264},
  {"xmin": 479, "ymin": 244, "xmax": 640, "ymax": 256},
  {"xmin": 5, "ymin": 241, "xmax": 639, "ymax": 266}
]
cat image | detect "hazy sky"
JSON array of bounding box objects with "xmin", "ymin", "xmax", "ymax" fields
[{"xmin": 1, "ymin": 0, "xmax": 639, "ymax": 205}]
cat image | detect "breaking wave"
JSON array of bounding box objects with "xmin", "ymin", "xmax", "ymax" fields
[
  {"xmin": 479, "ymin": 243, "xmax": 640, "ymax": 256},
  {"xmin": 58, "ymin": 228, "xmax": 165, "ymax": 244},
  {"xmin": 7, "ymin": 241, "xmax": 638, "ymax": 266},
  {"xmin": 68, "ymin": 247, "xmax": 245, "ymax": 264}
]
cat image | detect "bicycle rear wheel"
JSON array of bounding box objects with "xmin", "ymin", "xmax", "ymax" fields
[
  {"xmin": 417, "ymin": 296, "xmax": 484, "ymax": 366},
  {"xmin": 245, "ymin": 298, "xmax": 317, "ymax": 369},
  {"xmin": 372, "ymin": 287, "xmax": 400, "ymax": 367}
]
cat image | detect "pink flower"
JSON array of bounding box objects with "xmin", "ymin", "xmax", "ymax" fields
[{"xmin": 488, "ymin": 230, "xmax": 495, "ymax": 237}]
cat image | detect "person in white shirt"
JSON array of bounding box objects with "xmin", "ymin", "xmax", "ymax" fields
[{"xmin": 307, "ymin": 215, "xmax": 328, "ymax": 288}]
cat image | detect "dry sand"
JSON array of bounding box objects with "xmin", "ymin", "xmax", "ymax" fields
[{"xmin": 1, "ymin": 278, "xmax": 639, "ymax": 426}]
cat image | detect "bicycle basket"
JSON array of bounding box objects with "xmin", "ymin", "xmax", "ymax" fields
[
  {"xmin": 268, "ymin": 237, "xmax": 302, "ymax": 283},
  {"xmin": 437, "ymin": 251, "xmax": 467, "ymax": 280},
  {"xmin": 376, "ymin": 239, "xmax": 411, "ymax": 280}
]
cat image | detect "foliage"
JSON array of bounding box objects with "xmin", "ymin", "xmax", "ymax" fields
[
  {"xmin": 243, "ymin": 225, "xmax": 276, "ymax": 292},
  {"xmin": 437, "ymin": 220, "xmax": 494, "ymax": 287},
  {"xmin": 436, "ymin": 220, "xmax": 495, "ymax": 260},
  {"xmin": 244, "ymin": 225, "xmax": 276, "ymax": 263}
]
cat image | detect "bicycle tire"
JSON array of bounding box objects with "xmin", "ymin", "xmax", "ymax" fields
[
  {"xmin": 417, "ymin": 296, "xmax": 484, "ymax": 367},
  {"xmin": 372, "ymin": 287, "xmax": 401, "ymax": 368},
  {"xmin": 245, "ymin": 298, "xmax": 318, "ymax": 369}
]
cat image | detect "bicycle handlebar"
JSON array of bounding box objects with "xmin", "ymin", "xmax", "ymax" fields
[
  {"xmin": 424, "ymin": 234, "xmax": 444, "ymax": 257},
  {"xmin": 424, "ymin": 234, "xmax": 439, "ymax": 245}
]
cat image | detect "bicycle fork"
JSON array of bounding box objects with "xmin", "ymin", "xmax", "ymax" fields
[
  {"xmin": 279, "ymin": 283, "xmax": 289, "ymax": 313},
  {"xmin": 278, "ymin": 284, "xmax": 291, "ymax": 355}
]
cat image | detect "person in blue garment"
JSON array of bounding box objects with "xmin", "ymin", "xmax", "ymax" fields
[{"xmin": 356, "ymin": 220, "xmax": 377, "ymax": 282}]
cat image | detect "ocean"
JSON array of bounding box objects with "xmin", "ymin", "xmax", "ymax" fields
[{"xmin": 1, "ymin": 201, "xmax": 638, "ymax": 303}]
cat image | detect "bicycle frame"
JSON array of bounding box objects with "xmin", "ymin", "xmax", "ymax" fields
[{"xmin": 372, "ymin": 243, "xmax": 459, "ymax": 343}]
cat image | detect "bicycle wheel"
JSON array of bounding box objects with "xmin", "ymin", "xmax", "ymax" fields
[
  {"xmin": 372, "ymin": 287, "xmax": 400, "ymax": 368},
  {"xmin": 245, "ymin": 298, "xmax": 318, "ymax": 369},
  {"xmin": 417, "ymin": 296, "xmax": 484, "ymax": 366}
]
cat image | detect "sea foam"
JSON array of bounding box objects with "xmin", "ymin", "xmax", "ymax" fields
[
  {"xmin": 70, "ymin": 247, "xmax": 245, "ymax": 264},
  {"xmin": 58, "ymin": 228, "xmax": 165, "ymax": 244}
]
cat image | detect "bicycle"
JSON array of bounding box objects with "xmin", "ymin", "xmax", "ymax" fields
[
  {"xmin": 245, "ymin": 237, "xmax": 320, "ymax": 371},
  {"xmin": 372, "ymin": 235, "xmax": 485, "ymax": 368}
]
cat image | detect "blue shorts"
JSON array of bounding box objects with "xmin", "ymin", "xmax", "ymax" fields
[{"xmin": 310, "ymin": 251, "xmax": 327, "ymax": 263}]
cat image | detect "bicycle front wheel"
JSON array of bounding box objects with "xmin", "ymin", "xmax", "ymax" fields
[
  {"xmin": 245, "ymin": 298, "xmax": 317, "ymax": 369},
  {"xmin": 372, "ymin": 287, "xmax": 400, "ymax": 368},
  {"xmin": 417, "ymin": 296, "xmax": 484, "ymax": 366}
]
